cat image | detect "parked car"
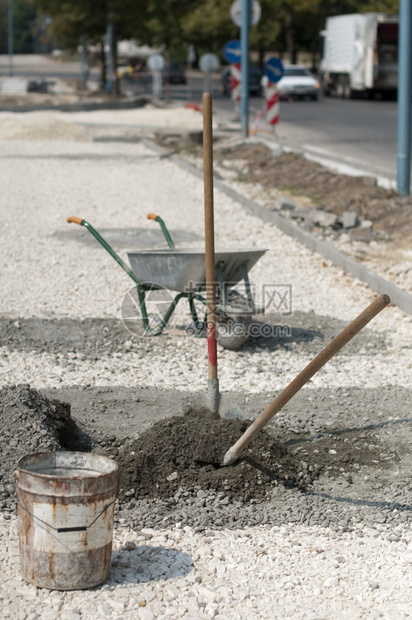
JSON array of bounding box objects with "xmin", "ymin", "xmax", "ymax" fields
[
  {"xmin": 222, "ymin": 65, "xmax": 262, "ymax": 96},
  {"xmin": 163, "ymin": 62, "xmax": 186, "ymax": 84},
  {"xmin": 265, "ymin": 65, "xmax": 320, "ymax": 100}
]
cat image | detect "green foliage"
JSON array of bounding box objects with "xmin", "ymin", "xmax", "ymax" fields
[
  {"xmin": 140, "ymin": 0, "xmax": 195, "ymax": 61},
  {"xmin": 249, "ymin": 0, "xmax": 283, "ymax": 52},
  {"xmin": 182, "ymin": 0, "xmax": 237, "ymax": 55},
  {"xmin": 29, "ymin": 0, "xmax": 108, "ymax": 48},
  {"xmin": 8, "ymin": 0, "xmax": 399, "ymax": 68},
  {"xmin": 357, "ymin": 0, "xmax": 398, "ymax": 11},
  {"xmin": 0, "ymin": 0, "xmax": 38, "ymax": 54}
]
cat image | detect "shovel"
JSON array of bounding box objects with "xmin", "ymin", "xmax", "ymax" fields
[
  {"xmin": 203, "ymin": 92, "xmax": 220, "ymax": 417},
  {"xmin": 223, "ymin": 293, "xmax": 390, "ymax": 466},
  {"xmin": 183, "ymin": 92, "xmax": 243, "ymax": 420}
]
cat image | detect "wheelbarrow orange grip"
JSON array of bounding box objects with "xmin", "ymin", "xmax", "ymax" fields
[
  {"xmin": 147, "ymin": 213, "xmax": 158, "ymax": 221},
  {"xmin": 67, "ymin": 217, "xmax": 84, "ymax": 225}
]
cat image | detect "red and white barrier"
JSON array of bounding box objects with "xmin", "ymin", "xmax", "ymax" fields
[
  {"xmin": 230, "ymin": 63, "xmax": 241, "ymax": 104},
  {"xmin": 265, "ymin": 81, "xmax": 279, "ymax": 127}
]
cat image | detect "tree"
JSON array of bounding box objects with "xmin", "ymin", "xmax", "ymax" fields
[
  {"xmin": 22, "ymin": 0, "xmax": 401, "ymax": 91},
  {"xmin": 182, "ymin": 0, "xmax": 237, "ymax": 58},
  {"xmin": 0, "ymin": 0, "xmax": 38, "ymax": 54},
  {"xmin": 249, "ymin": 0, "xmax": 284, "ymax": 67},
  {"xmin": 142, "ymin": 0, "xmax": 195, "ymax": 62},
  {"xmin": 181, "ymin": 0, "xmax": 284, "ymax": 65},
  {"xmin": 30, "ymin": 0, "xmax": 149, "ymax": 91}
]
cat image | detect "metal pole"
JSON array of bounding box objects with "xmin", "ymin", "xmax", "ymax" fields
[
  {"xmin": 396, "ymin": 0, "xmax": 412, "ymax": 196},
  {"xmin": 80, "ymin": 34, "xmax": 86, "ymax": 88},
  {"xmin": 240, "ymin": 0, "xmax": 250, "ymax": 138},
  {"xmin": 8, "ymin": 0, "xmax": 13, "ymax": 77},
  {"xmin": 106, "ymin": 23, "xmax": 113, "ymax": 94}
]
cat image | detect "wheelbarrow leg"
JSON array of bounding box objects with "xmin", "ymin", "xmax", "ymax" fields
[
  {"xmin": 188, "ymin": 295, "xmax": 200, "ymax": 324},
  {"xmin": 240, "ymin": 261, "xmax": 256, "ymax": 313}
]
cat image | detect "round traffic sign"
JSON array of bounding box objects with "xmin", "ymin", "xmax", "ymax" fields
[
  {"xmin": 199, "ymin": 53, "xmax": 220, "ymax": 73},
  {"xmin": 230, "ymin": 0, "xmax": 261, "ymax": 27},
  {"xmin": 223, "ymin": 40, "xmax": 241, "ymax": 64},
  {"xmin": 264, "ymin": 57, "xmax": 284, "ymax": 83},
  {"xmin": 147, "ymin": 54, "xmax": 165, "ymax": 71}
]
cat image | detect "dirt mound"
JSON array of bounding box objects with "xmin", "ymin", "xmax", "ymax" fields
[
  {"xmin": 117, "ymin": 416, "xmax": 313, "ymax": 503},
  {"xmin": 216, "ymin": 144, "xmax": 412, "ymax": 239},
  {"xmin": 0, "ymin": 384, "xmax": 89, "ymax": 511}
]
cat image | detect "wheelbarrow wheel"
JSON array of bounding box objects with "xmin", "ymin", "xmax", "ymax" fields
[
  {"xmin": 121, "ymin": 284, "xmax": 175, "ymax": 338},
  {"xmin": 216, "ymin": 290, "xmax": 251, "ymax": 350}
]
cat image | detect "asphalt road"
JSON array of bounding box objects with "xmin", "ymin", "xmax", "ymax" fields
[
  {"xmin": 136, "ymin": 74, "xmax": 401, "ymax": 185},
  {"xmin": 263, "ymin": 97, "xmax": 399, "ymax": 184},
  {"xmin": 208, "ymin": 90, "xmax": 400, "ymax": 185}
]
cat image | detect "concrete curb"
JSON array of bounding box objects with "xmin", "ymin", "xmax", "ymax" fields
[{"xmin": 143, "ymin": 138, "xmax": 412, "ymax": 316}]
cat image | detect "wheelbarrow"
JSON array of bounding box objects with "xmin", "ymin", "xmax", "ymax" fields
[{"xmin": 67, "ymin": 213, "xmax": 267, "ymax": 350}]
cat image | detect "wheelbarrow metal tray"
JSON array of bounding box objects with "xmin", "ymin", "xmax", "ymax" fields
[{"xmin": 127, "ymin": 247, "xmax": 267, "ymax": 291}]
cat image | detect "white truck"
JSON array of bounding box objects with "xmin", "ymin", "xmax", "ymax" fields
[{"xmin": 319, "ymin": 13, "xmax": 398, "ymax": 98}]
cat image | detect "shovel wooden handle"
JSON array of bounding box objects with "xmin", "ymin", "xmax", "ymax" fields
[
  {"xmin": 223, "ymin": 294, "xmax": 391, "ymax": 465},
  {"xmin": 203, "ymin": 92, "xmax": 217, "ymax": 381}
]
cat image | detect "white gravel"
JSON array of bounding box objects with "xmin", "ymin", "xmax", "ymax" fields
[
  {"xmin": 1, "ymin": 106, "xmax": 411, "ymax": 618},
  {"xmin": 1, "ymin": 515, "xmax": 411, "ymax": 619}
]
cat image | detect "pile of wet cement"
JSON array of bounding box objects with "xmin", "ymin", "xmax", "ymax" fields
[
  {"xmin": 1, "ymin": 386, "xmax": 408, "ymax": 532},
  {"xmin": 116, "ymin": 416, "xmax": 312, "ymax": 503},
  {"xmin": 0, "ymin": 384, "xmax": 90, "ymax": 512}
]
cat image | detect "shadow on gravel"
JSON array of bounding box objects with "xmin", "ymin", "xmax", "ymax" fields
[
  {"xmin": 0, "ymin": 317, "xmax": 132, "ymax": 357},
  {"xmin": 247, "ymin": 319, "xmax": 323, "ymax": 350},
  {"xmin": 0, "ymin": 309, "xmax": 388, "ymax": 357},
  {"xmin": 305, "ymin": 490, "xmax": 412, "ymax": 513},
  {"xmin": 53, "ymin": 226, "xmax": 202, "ymax": 249},
  {"xmin": 110, "ymin": 545, "xmax": 193, "ymax": 584},
  {"xmin": 244, "ymin": 309, "xmax": 388, "ymax": 354},
  {"xmin": 286, "ymin": 417, "xmax": 412, "ymax": 446}
]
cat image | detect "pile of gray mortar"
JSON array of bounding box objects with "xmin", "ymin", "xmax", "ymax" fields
[
  {"xmin": 1, "ymin": 384, "xmax": 411, "ymax": 533},
  {"xmin": 0, "ymin": 384, "xmax": 90, "ymax": 513}
]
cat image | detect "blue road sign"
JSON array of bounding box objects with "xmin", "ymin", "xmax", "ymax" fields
[
  {"xmin": 223, "ymin": 40, "xmax": 241, "ymax": 64},
  {"xmin": 265, "ymin": 57, "xmax": 284, "ymax": 83}
]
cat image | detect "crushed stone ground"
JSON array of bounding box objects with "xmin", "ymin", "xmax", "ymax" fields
[{"xmin": 0, "ymin": 98, "xmax": 411, "ymax": 616}]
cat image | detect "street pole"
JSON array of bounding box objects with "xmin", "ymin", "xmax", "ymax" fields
[
  {"xmin": 8, "ymin": 0, "xmax": 13, "ymax": 77},
  {"xmin": 240, "ymin": 0, "xmax": 250, "ymax": 138},
  {"xmin": 396, "ymin": 0, "xmax": 412, "ymax": 196},
  {"xmin": 80, "ymin": 34, "xmax": 86, "ymax": 88},
  {"xmin": 106, "ymin": 23, "xmax": 113, "ymax": 94}
]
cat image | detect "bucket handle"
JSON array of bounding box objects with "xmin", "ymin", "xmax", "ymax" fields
[{"xmin": 18, "ymin": 496, "xmax": 117, "ymax": 533}]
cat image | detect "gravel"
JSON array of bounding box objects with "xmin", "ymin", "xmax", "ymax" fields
[
  {"xmin": 0, "ymin": 103, "xmax": 411, "ymax": 618},
  {"xmin": 1, "ymin": 515, "xmax": 412, "ymax": 618}
]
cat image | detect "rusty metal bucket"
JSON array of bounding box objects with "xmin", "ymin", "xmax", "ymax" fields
[{"xmin": 15, "ymin": 451, "xmax": 118, "ymax": 590}]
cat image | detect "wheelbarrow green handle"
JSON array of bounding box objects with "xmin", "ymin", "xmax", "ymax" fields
[
  {"xmin": 146, "ymin": 213, "xmax": 175, "ymax": 249},
  {"xmin": 66, "ymin": 216, "xmax": 139, "ymax": 284}
]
